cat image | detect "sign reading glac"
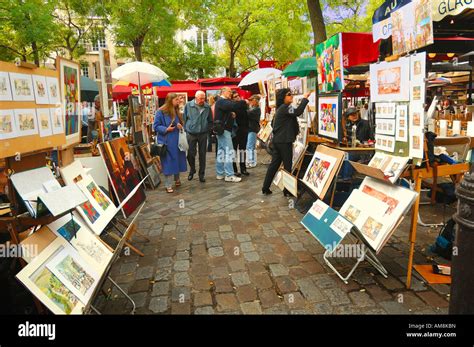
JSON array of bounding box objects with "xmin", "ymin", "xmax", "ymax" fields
[{"xmin": 434, "ymin": 0, "xmax": 474, "ymax": 21}]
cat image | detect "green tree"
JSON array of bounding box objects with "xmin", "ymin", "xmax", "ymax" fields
[
  {"xmin": 0, "ymin": 0, "xmax": 58, "ymax": 65},
  {"xmin": 109, "ymin": 0, "xmax": 177, "ymax": 62}
]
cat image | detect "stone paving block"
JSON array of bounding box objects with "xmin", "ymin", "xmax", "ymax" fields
[
  {"xmin": 275, "ymin": 276, "xmax": 298, "ymax": 294},
  {"xmin": 130, "ymin": 292, "xmax": 147, "ymax": 309},
  {"xmin": 206, "ymin": 237, "xmax": 222, "ymax": 248},
  {"xmin": 230, "ymin": 272, "xmax": 251, "ymax": 287},
  {"xmin": 258, "ymin": 289, "xmax": 282, "ymax": 308},
  {"xmin": 416, "ymin": 291, "xmax": 449, "ymax": 308},
  {"xmin": 129, "ymin": 279, "xmax": 151, "ymax": 294},
  {"xmin": 379, "ymin": 301, "xmax": 411, "ymax": 314},
  {"xmin": 171, "ymin": 287, "xmax": 191, "ymax": 303},
  {"xmin": 152, "ymin": 281, "xmax": 170, "ymax": 297},
  {"xmin": 249, "ymin": 273, "xmax": 273, "ymax": 290},
  {"xmin": 236, "ymin": 285, "xmax": 257, "ymax": 303},
  {"xmin": 313, "ymin": 302, "xmax": 334, "ymax": 314},
  {"xmin": 269, "ymin": 264, "xmax": 289, "ymax": 277},
  {"xmin": 240, "ymin": 242, "xmax": 255, "ymax": 252},
  {"xmin": 194, "ymin": 306, "xmax": 215, "ymax": 315},
  {"xmin": 216, "ymin": 293, "xmax": 239, "ymax": 312},
  {"xmin": 156, "ymin": 257, "xmax": 173, "ymax": 268},
  {"xmin": 176, "ymin": 251, "xmax": 190, "ymax": 260},
  {"xmin": 243, "ymin": 251, "xmax": 260, "ymax": 262},
  {"xmin": 193, "ymin": 292, "xmax": 213, "ymax": 307},
  {"xmin": 365, "ymin": 285, "xmax": 393, "ymax": 302},
  {"xmin": 211, "ymin": 266, "xmax": 229, "ymax": 280},
  {"xmin": 213, "ymin": 278, "xmax": 234, "ymax": 293},
  {"xmin": 311, "ymin": 274, "xmax": 338, "ymax": 290},
  {"xmin": 171, "ymin": 302, "xmax": 191, "ymax": 314},
  {"xmin": 323, "ymin": 288, "xmax": 351, "ymax": 306},
  {"xmin": 228, "ymin": 259, "xmax": 246, "ymax": 272},
  {"xmin": 348, "ymin": 291, "xmax": 376, "ymax": 307},
  {"xmin": 283, "ymin": 292, "xmax": 306, "ymax": 309},
  {"xmin": 136, "ymin": 266, "xmax": 154, "ymax": 280},
  {"xmin": 173, "ymin": 260, "xmax": 190, "ymax": 272},
  {"xmin": 296, "ymin": 278, "xmax": 326, "ymax": 303},
  {"xmin": 120, "ymin": 262, "xmax": 137, "ymax": 275},
  {"xmin": 174, "ymin": 272, "xmax": 191, "ymax": 287},
  {"xmin": 149, "ymin": 296, "xmax": 169, "ymax": 314},
  {"xmin": 376, "ymin": 276, "xmax": 405, "ymax": 291},
  {"xmin": 236, "ymin": 233, "xmax": 251, "ymax": 242},
  {"xmin": 208, "ymin": 247, "xmax": 224, "ymax": 257},
  {"xmin": 240, "ymin": 301, "xmax": 263, "ymax": 314}
]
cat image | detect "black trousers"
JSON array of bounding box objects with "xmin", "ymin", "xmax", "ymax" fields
[
  {"xmin": 232, "ymin": 128, "xmax": 248, "ymax": 173},
  {"xmin": 187, "ymin": 132, "xmax": 208, "ymax": 177},
  {"xmin": 262, "ymin": 142, "xmax": 293, "ymax": 191}
]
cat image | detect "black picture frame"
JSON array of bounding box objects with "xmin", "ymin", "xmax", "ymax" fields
[{"xmin": 316, "ymin": 92, "xmax": 343, "ymax": 143}]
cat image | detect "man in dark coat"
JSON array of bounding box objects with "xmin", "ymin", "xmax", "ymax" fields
[
  {"xmin": 231, "ymin": 91, "xmax": 250, "ymax": 176},
  {"xmin": 262, "ymin": 88, "xmax": 311, "ymax": 195}
]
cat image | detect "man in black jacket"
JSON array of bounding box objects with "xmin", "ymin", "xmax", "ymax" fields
[
  {"xmin": 214, "ymin": 87, "xmax": 247, "ymax": 183},
  {"xmin": 246, "ymin": 95, "xmax": 261, "ymax": 168},
  {"xmin": 231, "ymin": 91, "xmax": 250, "ymax": 176},
  {"xmin": 262, "ymin": 88, "xmax": 311, "ymax": 195}
]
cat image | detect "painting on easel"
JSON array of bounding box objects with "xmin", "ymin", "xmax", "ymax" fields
[{"xmin": 58, "ymin": 58, "xmax": 81, "ymax": 146}]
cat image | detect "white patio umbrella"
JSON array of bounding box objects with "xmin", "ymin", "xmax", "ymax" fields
[
  {"xmin": 238, "ymin": 68, "xmax": 282, "ymax": 87},
  {"xmin": 112, "ymin": 61, "xmax": 168, "ymax": 103}
]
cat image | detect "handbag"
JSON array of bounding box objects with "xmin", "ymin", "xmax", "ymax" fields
[{"xmin": 178, "ymin": 129, "xmax": 189, "ymax": 152}]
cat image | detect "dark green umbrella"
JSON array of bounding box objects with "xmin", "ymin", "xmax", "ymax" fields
[
  {"xmin": 80, "ymin": 75, "xmax": 99, "ymax": 102},
  {"xmin": 282, "ymin": 57, "xmax": 317, "ymax": 77}
]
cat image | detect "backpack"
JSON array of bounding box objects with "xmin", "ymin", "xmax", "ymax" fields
[{"xmin": 430, "ymin": 218, "xmax": 456, "ymax": 260}]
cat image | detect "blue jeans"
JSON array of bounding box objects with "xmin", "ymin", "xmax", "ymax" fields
[
  {"xmin": 246, "ymin": 131, "xmax": 257, "ymax": 166},
  {"xmin": 341, "ymin": 153, "xmax": 362, "ymax": 180},
  {"xmin": 216, "ymin": 130, "xmax": 235, "ymax": 177},
  {"xmin": 164, "ymin": 174, "xmax": 180, "ymax": 189}
]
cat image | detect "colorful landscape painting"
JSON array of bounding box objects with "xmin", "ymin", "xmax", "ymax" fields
[{"xmin": 55, "ymin": 255, "xmax": 95, "ymax": 295}]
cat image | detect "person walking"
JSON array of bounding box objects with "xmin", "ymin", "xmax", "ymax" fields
[
  {"xmin": 214, "ymin": 87, "xmax": 247, "ymax": 183},
  {"xmin": 208, "ymin": 95, "xmax": 216, "ymax": 152},
  {"xmin": 262, "ymin": 88, "xmax": 310, "ymax": 195},
  {"xmin": 153, "ymin": 93, "xmax": 187, "ymax": 193},
  {"xmin": 231, "ymin": 91, "xmax": 250, "ymax": 177},
  {"xmin": 246, "ymin": 94, "xmax": 261, "ymax": 168},
  {"xmin": 183, "ymin": 90, "xmax": 212, "ymax": 183}
]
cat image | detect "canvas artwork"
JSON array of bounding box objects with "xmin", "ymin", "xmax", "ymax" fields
[
  {"xmin": 257, "ymin": 122, "xmax": 272, "ymax": 143},
  {"xmin": 98, "ymin": 138, "xmax": 146, "ymax": 218},
  {"xmin": 50, "ymin": 107, "xmax": 64, "ymax": 134},
  {"xmin": 307, "ymin": 77, "xmax": 317, "ymax": 92},
  {"xmin": 0, "ymin": 109, "xmax": 17, "ymax": 140},
  {"xmin": 302, "ymin": 151, "xmax": 337, "ymax": 197},
  {"xmin": 288, "ymin": 78, "xmax": 303, "ymax": 96},
  {"xmin": 316, "ymin": 33, "xmax": 344, "ymax": 93},
  {"xmin": 175, "ymin": 93, "xmax": 188, "ymax": 114},
  {"xmin": 391, "ymin": 0, "xmax": 433, "ymax": 56},
  {"xmin": 370, "ymin": 58, "xmax": 410, "ymax": 102},
  {"xmin": 147, "ymin": 164, "xmax": 161, "ymax": 188},
  {"xmin": 46, "ymin": 77, "xmax": 60, "ymax": 105},
  {"xmin": 56, "ymin": 217, "xmax": 81, "ymax": 241},
  {"xmin": 59, "ymin": 59, "xmax": 81, "ymax": 142},
  {"xmin": 79, "ymin": 201, "xmax": 100, "ymax": 224},
  {"xmin": 32, "ymin": 75, "xmax": 50, "ymax": 104},
  {"xmin": 295, "ymin": 118, "xmax": 308, "ymax": 147},
  {"xmin": 318, "ymin": 95, "xmax": 340, "ymax": 141},
  {"xmin": 86, "ymin": 181, "xmax": 110, "ymax": 211},
  {"xmin": 36, "ymin": 108, "xmax": 53, "ymax": 137},
  {"xmin": 14, "ymin": 109, "xmax": 38, "ymax": 137},
  {"xmin": 9, "ymin": 72, "xmax": 34, "ymax": 101},
  {"xmin": 16, "ymin": 238, "xmax": 85, "ymax": 314},
  {"xmin": 46, "ymin": 246, "xmax": 99, "ymax": 303},
  {"xmin": 410, "ymin": 129, "xmax": 424, "ymax": 159},
  {"xmin": 410, "ymin": 52, "xmax": 426, "ymax": 82},
  {"xmin": 139, "ymin": 144, "xmax": 153, "ymax": 166},
  {"xmin": 0, "ymin": 72, "xmax": 13, "ymax": 101}
]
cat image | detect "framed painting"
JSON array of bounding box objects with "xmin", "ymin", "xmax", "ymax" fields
[
  {"xmin": 267, "ymin": 78, "xmax": 276, "ymax": 107},
  {"xmin": 317, "ymin": 93, "xmax": 342, "ymax": 142},
  {"xmin": 46, "ymin": 77, "xmax": 60, "ymax": 105},
  {"xmin": 36, "ymin": 108, "xmax": 53, "ymax": 137},
  {"xmin": 302, "ymin": 150, "xmax": 338, "ymax": 198},
  {"xmin": 14, "ymin": 109, "xmax": 38, "ymax": 137},
  {"xmin": 175, "ymin": 92, "xmax": 188, "ymax": 114},
  {"xmin": 316, "ymin": 33, "xmax": 344, "ymax": 93},
  {"xmin": 58, "ymin": 57, "xmax": 81, "ymax": 146},
  {"xmin": 50, "ymin": 107, "xmax": 64, "ymax": 135},
  {"xmin": 288, "ymin": 78, "xmax": 303, "ymax": 95},
  {"xmin": 9, "ymin": 72, "xmax": 34, "ymax": 101},
  {"xmin": 370, "ymin": 57, "xmax": 410, "ymax": 102}
]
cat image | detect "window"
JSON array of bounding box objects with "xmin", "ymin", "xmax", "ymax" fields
[
  {"xmin": 80, "ymin": 62, "xmax": 89, "ymax": 78},
  {"xmin": 91, "ymin": 27, "xmax": 107, "ymax": 52}
]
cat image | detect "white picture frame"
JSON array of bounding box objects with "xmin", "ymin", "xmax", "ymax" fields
[
  {"xmin": 375, "ymin": 134, "xmax": 396, "ymax": 153},
  {"xmin": 370, "ymin": 57, "xmax": 410, "ymax": 102},
  {"xmin": 46, "ymin": 76, "xmax": 60, "ymax": 105},
  {"xmin": 0, "ymin": 71, "xmax": 13, "ymax": 101},
  {"xmin": 9, "ymin": 72, "xmax": 34, "ymax": 101},
  {"xmin": 375, "ymin": 118, "xmax": 396, "ymax": 136},
  {"xmin": 36, "ymin": 108, "xmax": 53, "ymax": 137},
  {"xmin": 302, "ymin": 150, "xmax": 337, "ymax": 197},
  {"xmin": 16, "ymin": 238, "xmax": 86, "ymax": 315},
  {"xmin": 14, "ymin": 109, "xmax": 38, "ymax": 137},
  {"xmin": 32, "ymin": 75, "xmax": 50, "ymax": 104},
  {"xmin": 50, "ymin": 107, "xmax": 64, "ymax": 134}
]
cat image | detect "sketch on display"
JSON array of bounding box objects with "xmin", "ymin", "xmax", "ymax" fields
[
  {"xmin": 36, "ymin": 108, "xmax": 53, "ymax": 137},
  {"xmin": 14, "ymin": 109, "xmax": 38, "ymax": 137},
  {"xmin": 46, "ymin": 77, "xmax": 60, "ymax": 105},
  {"xmin": 267, "ymin": 79, "xmax": 276, "ymax": 107},
  {"xmin": 375, "ymin": 134, "xmax": 395, "ymax": 153},
  {"xmin": 375, "ymin": 102, "xmax": 396, "ymax": 119},
  {"xmin": 32, "ymin": 75, "xmax": 50, "ymax": 104},
  {"xmin": 367, "ymin": 152, "xmax": 410, "ymax": 183},
  {"xmin": 0, "ymin": 109, "xmax": 17, "ymax": 140},
  {"xmin": 288, "ymin": 78, "xmax": 303, "ymax": 95},
  {"xmin": 50, "ymin": 107, "xmax": 64, "ymax": 135},
  {"xmin": 292, "ymin": 143, "xmax": 307, "ymax": 170},
  {"xmin": 0, "ymin": 71, "xmax": 13, "ymax": 101},
  {"xmin": 257, "ymin": 122, "xmax": 272, "ymax": 143},
  {"xmin": 9, "ymin": 72, "xmax": 35, "ymax": 101},
  {"xmin": 395, "ymin": 104, "xmax": 408, "ymax": 142},
  {"xmin": 370, "ymin": 58, "xmax": 410, "ymax": 102},
  {"xmin": 375, "ymin": 118, "xmax": 396, "ymax": 136}
]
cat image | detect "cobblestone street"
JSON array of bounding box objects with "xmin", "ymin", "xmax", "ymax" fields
[{"xmin": 99, "ymin": 148, "xmax": 452, "ymax": 315}]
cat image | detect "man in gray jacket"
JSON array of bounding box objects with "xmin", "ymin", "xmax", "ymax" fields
[{"xmin": 183, "ymin": 90, "xmax": 212, "ymax": 182}]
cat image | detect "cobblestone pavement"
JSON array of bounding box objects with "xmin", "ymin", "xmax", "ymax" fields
[{"xmin": 98, "ymin": 148, "xmax": 452, "ymax": 314}]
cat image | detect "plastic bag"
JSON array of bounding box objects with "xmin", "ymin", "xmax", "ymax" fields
[{"xmin": 178, "ymin": 130, "xmax": 189, "ymax": 152}]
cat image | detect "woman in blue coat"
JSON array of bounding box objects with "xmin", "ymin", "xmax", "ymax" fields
[{"xmin": 153, "ymin": 93, "xmax": 187, "ymax": 193}]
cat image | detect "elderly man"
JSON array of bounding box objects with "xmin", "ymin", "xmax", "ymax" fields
[{"xmin": 183, "ymin": 90, "xmax": 212, "ymax": 182}]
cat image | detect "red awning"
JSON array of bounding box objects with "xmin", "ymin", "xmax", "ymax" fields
[{"xmin": 341, "ymin": 33, "xmax": 380, "ymax": 68}]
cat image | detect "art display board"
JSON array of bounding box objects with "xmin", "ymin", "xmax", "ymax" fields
[
  {"xmin": 47, "ymin": 212, "xmax": 113, "ymax": 274},
  {"xmin": 77, "ymin": 156, "xmax": 109, "ymax": 189},
  {"xmin": 20, "ymin": 226, "xmax": 57, "ymax": 263},
  {"xmin": 317, "ymin": 92, "xmax": 342, "ymax": 142},
  {"xmin": 301, "ymin": 145, "xmax": 345, "ymax": 200},
  {"xmin": 370, "ymin": 57, "xmax": 410, "ymax": 103},
  {"xmin": 57, "ymin": 57, "xmax": 81, "ymax": 148},
  {"xmin": 352, "ymin": 152, "xmax": 410, "ymax": 184},
  {"xmin": 391, "ymin": 0, "xmax": 433, "ymax": 56},
  {"xmin": 408, "ymin": 52, "xmax": 426, "ymax": 160},
  {"xmin": 98, "ymin": 138, "xmax": 147, "ymax": 218},
  {"xmin": 16, "ymin": 237, "xmax": 86, "ymax": 314},
  {"xmin": 292, "ymin": 143, "xmax": 307, "ymax": 171},
  {"xmin": 0, "ymin": 60, "xmax": 65, "ymax": 159},
  {"xmin": 301, "ymin": 199, "xmax": 353, "ymax": 252},
  {"xmin": 316, "ymin": 33, "xmax": 344, "ymax": 93},
  {"xmin": 60, "ymin": 160, "xmax": 118, "ymax": 235}
]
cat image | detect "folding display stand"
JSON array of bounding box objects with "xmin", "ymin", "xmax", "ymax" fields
[{"xmin": 323, "ymin": 231, "xmax": 388, "ymax": 284}]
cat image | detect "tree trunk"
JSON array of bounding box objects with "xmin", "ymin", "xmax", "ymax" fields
[
  {"xmin": 307, "ymin": 0, "xmax": 327, "ymax": 48},
  {"xmin": 31, "ymin": 41, "xmax": 40, "ymax": 66},
  {"xmin": 134, "ymin": 44, "xmax": 143, "ymax": 61},
  {"xmin": 228, "ymin": 50, "xmax": 236, "ymax": 77}
]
